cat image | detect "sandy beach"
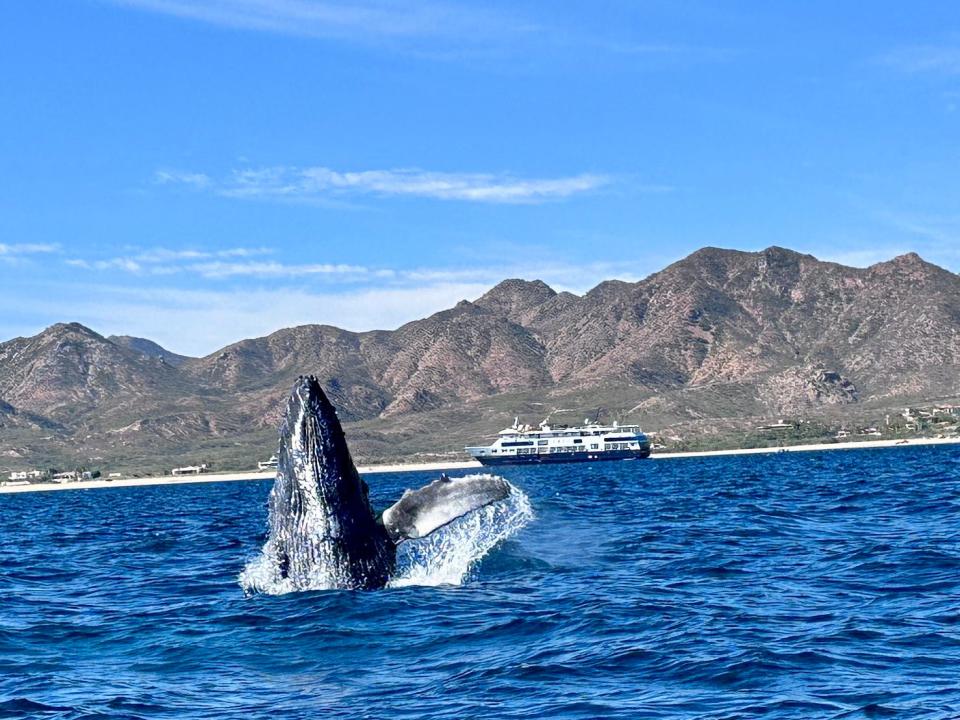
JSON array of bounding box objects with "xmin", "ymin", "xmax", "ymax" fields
[
  {"xmin": 2, "ymin": 437, "xmax": 958, "ymax": 494},
  {"xmin": 651, "ymin": 435, "xmax": 960, "ymax": 459},
  {"xmin": 0, "ymin": 460, "xmax": 484, "ymax": 494}
]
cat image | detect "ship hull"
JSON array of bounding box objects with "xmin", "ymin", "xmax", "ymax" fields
[{"xmin": 473, "ymin": 447, "xmax": 651, "ymax": 466}]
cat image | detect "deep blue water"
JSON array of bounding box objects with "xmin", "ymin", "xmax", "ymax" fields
[{"xmin": 3, "ymin": 446, "xmax": 960, "ymax": 719}]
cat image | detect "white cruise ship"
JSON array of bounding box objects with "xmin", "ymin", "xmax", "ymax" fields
[{"xmin": 465, "ymin": 418, "xmax": 651, "ymax": 466}]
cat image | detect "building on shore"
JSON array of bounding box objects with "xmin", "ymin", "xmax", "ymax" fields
[
  {"xmin": 172, "ymin": 464, "xmax": 209, "ymax": 476},
  {"xmin": 8, "ymin": 470, "xmax": 44, "ymax": 481},
  {"xmin": 51, "ymin": 471, "xmax": 94, "ymax": 482}
]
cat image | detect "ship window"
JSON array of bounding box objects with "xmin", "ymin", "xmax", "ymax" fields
[
  {"xmin": 502, "ymin": 441, "xmax": 534, "ymax": 447},
  {"xmin": 573, "ymin": 439, "xmax": 582, "ymax": 444},
  {"xmin": 537, "ymin": 440, "xmax": 548, "ymax": 446},
  {"xmin": 591, "ymin": 444, "xmax": 599, "ymax": 450}
]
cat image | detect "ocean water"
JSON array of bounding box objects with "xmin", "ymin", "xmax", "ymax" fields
[{"xmin": 2, "ymin": 446, "xmax": 960, "ymax": 719}]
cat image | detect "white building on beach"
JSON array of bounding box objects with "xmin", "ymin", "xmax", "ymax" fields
[
  {"xmin": 8, "ymin": 470, "xmax": 44, "ymax": 481},
  {"xmin": 172, "ymin": 464, "xmax": 209, "ymax": 476}
]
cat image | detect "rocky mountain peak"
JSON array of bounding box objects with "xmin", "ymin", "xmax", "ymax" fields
[
  {"xmin": 475, "ymin": 279, "xmax": 557, "ymax": 324},
  {"xmin": 42, "ymin": 322, "xmax": 105, "ymax": 341},
  {"xmin": 869, "ymin": 251, "xmax": 947, "ymax": 282},
  {"xmin": 892, "ymin": 252, "xmax": 923, "ymax": 265}
]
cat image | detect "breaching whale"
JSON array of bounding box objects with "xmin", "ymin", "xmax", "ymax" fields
[{"xmin": 262, "ymin": 375, "xmax": 512, "ymax": 590}]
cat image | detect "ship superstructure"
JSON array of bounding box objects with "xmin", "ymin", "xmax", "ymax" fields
[{"xmin": 465, "ymin": 418, "xmax": 651, "ymax": 466}]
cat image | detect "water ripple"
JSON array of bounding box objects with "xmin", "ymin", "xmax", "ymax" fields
[{"xmin": 2, "ymin": 447, "xmax": 960, "ymax": 718}]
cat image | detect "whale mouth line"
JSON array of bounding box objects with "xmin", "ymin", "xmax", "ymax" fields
[{"xmin": 239, "ymin": 376, "xmax": 533, "ymax": 594}]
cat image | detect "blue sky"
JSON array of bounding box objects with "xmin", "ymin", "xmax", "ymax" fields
[{"xmin": 1, "ymin": 1, "xmax": 958, "ymax": 355}]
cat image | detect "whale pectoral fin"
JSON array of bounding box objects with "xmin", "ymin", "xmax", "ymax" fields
[{"xmin": 380, "ymin": 474, "xmax": 511, "ymax": 543}]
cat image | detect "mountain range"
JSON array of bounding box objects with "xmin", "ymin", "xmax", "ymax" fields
[{"xmin": 2, "ymin": 246, "xmax": 958, "ymax": 473}]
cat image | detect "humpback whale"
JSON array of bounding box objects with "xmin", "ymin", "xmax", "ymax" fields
[{"xmin": 262, "ymin": 375, "xmax": 512, "ymax": 590}]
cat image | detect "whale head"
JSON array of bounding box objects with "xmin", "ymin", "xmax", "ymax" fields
[{"xmin": 266, "ymin": 375, "xmax": 394, "ymax": 589}]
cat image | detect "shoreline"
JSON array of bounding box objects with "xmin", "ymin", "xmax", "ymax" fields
[
  {"xmin": 2, "ymin": 437, "xmax": 958, "ymax": 494},
  {"xmin": 0, "ymin": 460, "xmax": 483, "ymax": 494},
  {"xmin": 650, "ymin": 435, "xmax": 960, "ymax": 459}
]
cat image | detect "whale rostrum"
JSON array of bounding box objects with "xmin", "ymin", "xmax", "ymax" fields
[{"xmin": 264, "ymin": 375, "xmax": 512, "ymax": 590}]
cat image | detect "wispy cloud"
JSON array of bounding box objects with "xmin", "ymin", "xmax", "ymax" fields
[
  {"xmin": 156, "ymin": 166, "xmax": 613, "ymax": 204},
  {"xmin": 154, "ymin": 169, "xmax": 211, "ymax": 189},
  {"xmin": 108, "ymin": 0, "xmax": 527, "ymax": 45},
  {"xmin": 881, "ymin": 211, "xmax": 960, "ymax": 247},
  {"xmin": 858, "ymin": 209, "xmax": 960, "ymax": 272},
  {"xmin": 107, "ymin": 0, "xmax": 730, "ymax": 68},
  {"xmin": 8, "ymin": 252, "xmax": 656, "ymax": 355},
  {"xmin": 0, "ymin": 243, "xmax": 59, "ymax": 265},
  {"xmin": 42, "ymin": 237, "xmax": 666, "ymax": 354},
  {"xmin": 184, "ymin": 261, "xmax": 375, "ymax": 279},
  {"xmin": 0, "ymin": 243, "xmax": 59, "ymax": 256},
  {"xmin": 61, "ymin": 244, "xmax": 653, "ymax": 289},
  {"xmin": 66, "ymin": 246, "xmax": 274, "ymax": 274},
  {"xmin": 67, "ymin": 257, "xmax": 146, "ymax": 273},
  {"xmin": 880, "ymin": 44, "xmax": 960, "ymax": 75},
  {"xmin": 3, "ymin": 281, "xmax": 495, "ymax": 356}
]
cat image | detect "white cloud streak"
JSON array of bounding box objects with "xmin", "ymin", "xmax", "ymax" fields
[
  {"xmin": 156, "ymin": 166, "xmax": 612, "ymax": 204},
  {"xmin": 6, "ymin": 282, "xmax": 495, "ymax": 356},
  {"xmin": 154, "ymin": 170, "xmax": 211, "ymax": 188},
  {"xmin": 108, "ymin": 0, "xmax": 523, "ymax": 44},
  {"xmin": 0, "ymin": 243, "xmax": 59, "ymax": 256},
  {"xmin": 67, "ymin": 257, "xmax": 145, "ymax": 273},
  {"xmin": 0, "ymin": 243, "xmax": 60, "ymax": 265},
  {"xmin": 61, "ymin": 245, "xmax": 653, "ymax": 289},
  {"xmin": 66, "ymin": 246, "xmax": 275, "ymax": 274},
  {"xmin": 188, "ymin": 261, "xmax": 373, "ymax": 279},
  {"xmin": 9, "ymin": 256, "xmax": 650, "ymax": 355},
  {"xmin": 880, "ymin": 44, "xmax": 960, "ymax": 75},
  {"xmin": 15, "ymin": 245, "xmax": 662, "ymax": 353}
]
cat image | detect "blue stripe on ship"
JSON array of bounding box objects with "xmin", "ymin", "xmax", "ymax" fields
[{"xmin": 475, "ymin": 448, "xmax": 651, "ymax": 466}]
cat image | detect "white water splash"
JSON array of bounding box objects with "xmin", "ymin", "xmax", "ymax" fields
[
  {"xmin": 239, "ymin": 477, "xmax": 533, "ymax": 595},
  {"xmin": 390, "ymin": 484, "xmax": 534, "ymax": 588},
  {"xmin": 239, "ymin": 542, "xmax": 297, "ymax": 596}
]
